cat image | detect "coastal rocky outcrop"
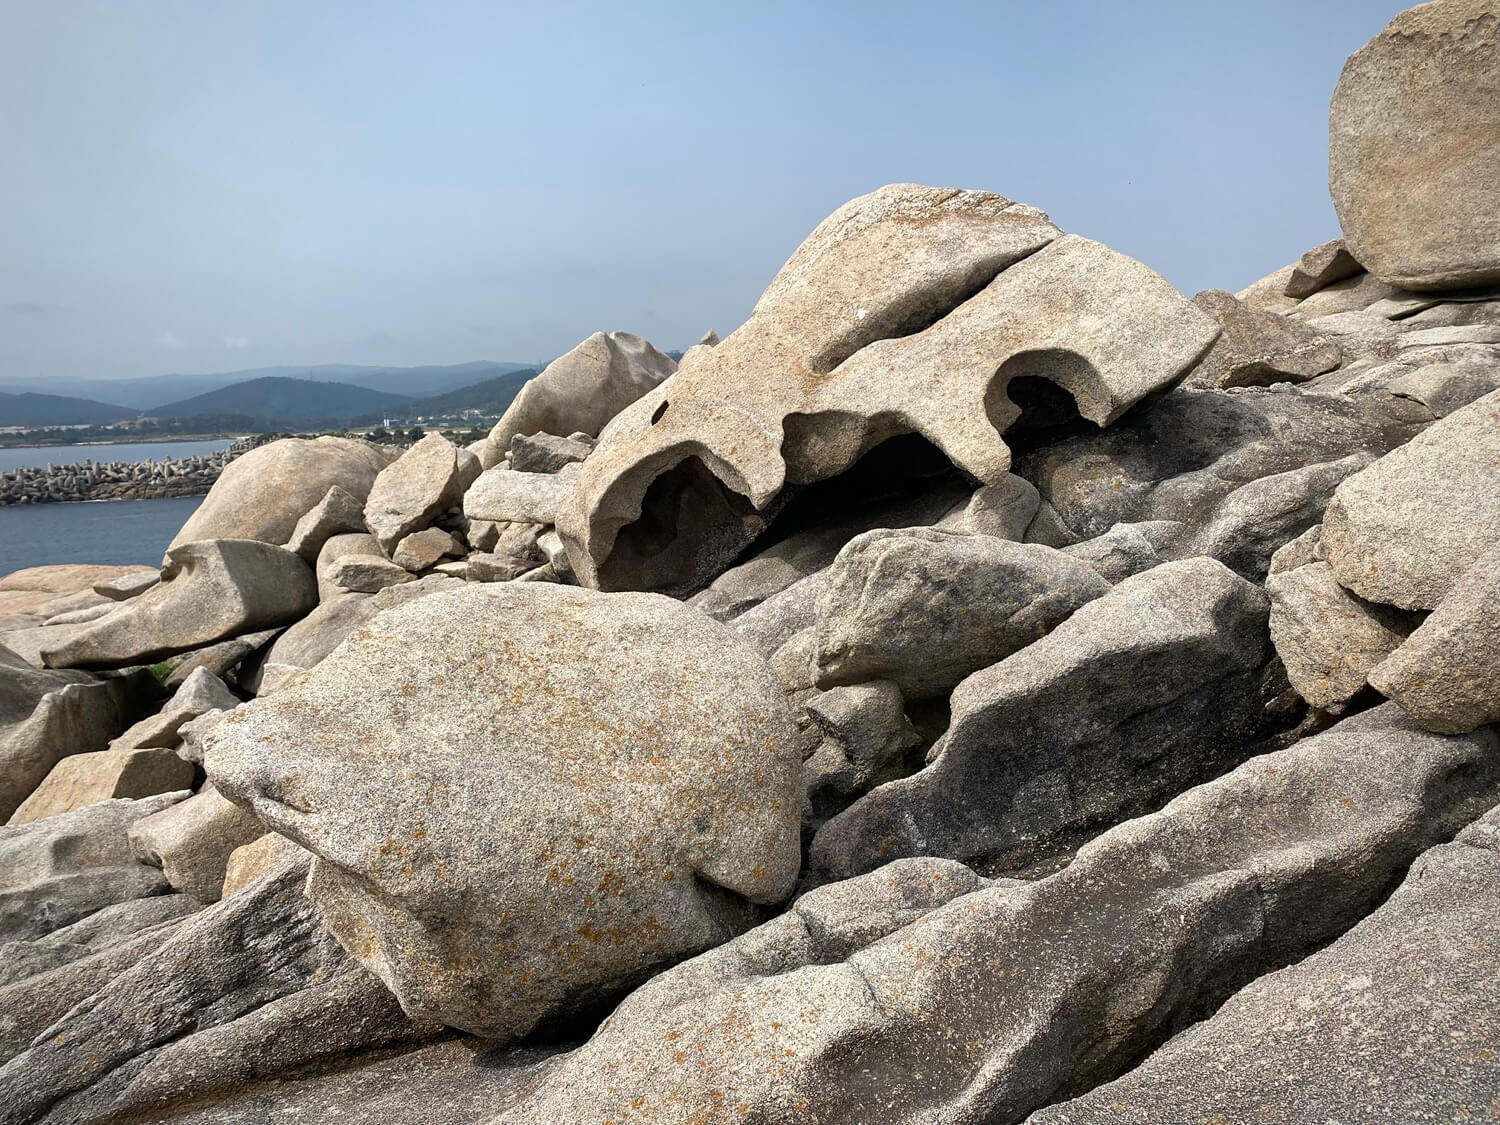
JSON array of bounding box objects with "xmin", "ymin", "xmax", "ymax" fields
[{"xmin": 0, "ymin": 5, "xmax": 1497, "ymax": 1121}]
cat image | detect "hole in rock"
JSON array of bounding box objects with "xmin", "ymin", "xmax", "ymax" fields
[
  {"xmin": 743, "ymin": 432, "xmax": 972, "ymax": 562},
  {"xmin": 650, "ymin": 400, "xmax": 669, "ymax": 425},
  {"xmin": 597, "ymin": 455, "xmax": 761, "ymax": 597},
  {"xmin": 986, "ymin": 354, "xmax": 1100, "ymax": 460}
]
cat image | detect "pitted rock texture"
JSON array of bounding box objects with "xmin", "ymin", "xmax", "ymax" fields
[
  {"xmin": 557, "ymin": 184, "xmax": 1217, "ymax": 596},
  {"xmin": 202, "ymin": 582, "xmax": 803, "ymax": 1041}
]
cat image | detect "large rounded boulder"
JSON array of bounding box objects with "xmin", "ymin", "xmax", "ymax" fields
[
  {"xmin": 201, "ymin": 582, "xmax": 803, "ymax": 1040},
  {"xmin": 170, "ymin": 437, "xmax": 392, "ymax": 549},
  {"xmin": 1329, "ymin": 0, "xmax": 1500, "ymax": 289}
]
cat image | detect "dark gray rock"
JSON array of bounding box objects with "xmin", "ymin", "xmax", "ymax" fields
[
  {"xmin": 507, "ymin": 431, "xmax": 594, "ymax": 474},
  {"xmin": 1016, "ymin": 384, "xmax": 1424, "ymax": 578},
  {"xmin": 810, "ymin": 558, "xmax": 1272, "ymax": 882},
  {"xmin": 0, "ymin": 859, "xmax": 436, "ymax": 1125}
]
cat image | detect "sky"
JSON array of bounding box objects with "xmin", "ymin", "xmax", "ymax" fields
[{"xmin": 2, "ymin": 0, "xmax": 1402, "ymax": 383}]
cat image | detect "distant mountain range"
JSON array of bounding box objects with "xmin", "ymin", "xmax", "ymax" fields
[
  {"xmin": 0, "ymin": 360, "xmax": 537, "ymax": 413},
  {"xmin": 0, "ymin": 390, "xmax": 140, "ymax": 427},
  {"xmin": 149, "ymin": 377, "xmax": 414, "ymax": 429},
  {"xmin": 0, "ymin": 360, "xmax": 544, "ymax": 430}
]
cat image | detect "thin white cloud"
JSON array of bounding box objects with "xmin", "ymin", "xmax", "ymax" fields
[
  {"xmin": 223, "ymin": 334, "xmax": 250, "ymax": 349},
  {"xmin": 155, "ymin": 329, "xmax": 187, "ymax": 349}
]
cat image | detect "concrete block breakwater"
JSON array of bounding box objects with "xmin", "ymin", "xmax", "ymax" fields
[{"xmin": 0, "ymin": 441, "xmax": 254, "ymax": 505}]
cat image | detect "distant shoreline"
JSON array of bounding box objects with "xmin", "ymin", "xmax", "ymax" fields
[{"xmin": 0, "ymin": 433, "xmax": 244, "ymax": 451}]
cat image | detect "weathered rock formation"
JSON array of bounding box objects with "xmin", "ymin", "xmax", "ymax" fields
[{"xmin": 0, "ymin": 10, "xmax": 1497, "ymax": 1119}]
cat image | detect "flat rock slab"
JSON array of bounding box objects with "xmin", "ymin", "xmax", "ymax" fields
[{"xmin": 1033, "ymin": 803, "xmax": 1500, "ymax": 1124}]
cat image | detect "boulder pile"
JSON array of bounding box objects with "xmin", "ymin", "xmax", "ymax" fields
[{"xmin": 0, "ymin": 4, "xmax": 1497, "ymax": 1121}]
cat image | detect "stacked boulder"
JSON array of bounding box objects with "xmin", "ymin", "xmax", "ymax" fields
[{"xmin": 0, "ymin": 4, "xmax": 1497, "ymax": 1120}]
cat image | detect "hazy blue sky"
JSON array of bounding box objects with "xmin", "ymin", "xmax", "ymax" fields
[{"xmin": 3, "ymin": 0, "xmax": 1399, "ymax": 382}]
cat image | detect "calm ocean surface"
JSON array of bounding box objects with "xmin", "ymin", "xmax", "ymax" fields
[
  {"xmin": 0, "ymin": 496, "xmax": 204, "ymax": 574},
  {"xmin": 0, "ymin": 439, "xmax": 225, "ymax": 574},
  {"xmin": 0, "ymin": 439, "xmax": 233, "ymax": 472}
]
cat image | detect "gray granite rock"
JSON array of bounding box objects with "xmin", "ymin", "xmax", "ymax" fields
[
  {"xmin": 810, "ymin": 558, "xmax": 1272, "ymax": 882},
  {"xmin": 484, "ymin": 332, "xmax": 676, "ymax": 463},
  {"xmin": 0, "ymin": 893, "xmax": 197, "ymax": 989},
  {"xmin": 0, "ymin": 792, "xmax": 185, "ymax": 942},
  {"xmin": 813, "ymin": 528, "xmax": 1110, "ymax": 700},
  {"xmin": 238, "ymin": 576, "xmax": 461, "ymax": 694},
  {"xmin": 129, "ymin": 785, "xmax": 268, "ymax": 904},
  {"xmin": 1283, "ymin": 238, "xmax": 1363, "ymax": 299},
  {"xmin": 391, "ymin": 527, "xmax": 460, "ymax": 573},
  {"xmin": 7, "ymin": 745, "xmax": 195, "ymax": 825},
  {"xmin": 170, "ymin": 438, "xmax": 389, "ymax": 550},
  {"xmin": 1322, "ymin": 387, "xmax": 1500, "ymax": 609},
  {"xmin": 803, "ymin": 680, "xmax": 921, "ymax": 825},
  {"xmin": 1329, "ymin": 0, "xmax": 1500, "ymax": 289},
  {"xmin": 363, "ymin": 433, "xmax": 468, "ymax": 552},
  {"xmin": 493, "ymin": 704, "xmax": 1500, "ymax": 1125},
  {"xmin": 1033, "ymin": 801, "xmax": 1500, "ymax": 1125},
  {"xmin": 283, "ymin": 484, "xmax": 368, "ymax": 561},
  {"xmin": 690, "ymin": 478, "xmax": 969, "ymax": 623},
  {"xmin": 1267, "ymin": 560, "xmax": 1414, "ymax": 712},
  {"xmin": 314, "ymin": 531, "xmax": 384, "ymax": 600},
  {"xmin": 1183, "ymin": 288, "xmax": 1341, "ymax": 388},
  {"xmin": 0, "ymin": 858, "xmax": 435, "ymax": 1125},
  {"xmin": 560, "ymin": 186, "xmax": 1215, "ymax": 596},
  {"xmin": 203, "ymin": 583, "xmax": 803, "ymax": 1041},
  {"xmin": 93, "ymin": 570, "xmax": 160, "ymax": 601},
  {"xmin": 462, "ymin": 463, "xmax": 580, "ymax": 526},
  {"xmin": 39, "ymin": 540, "xmax": 317, "ymax": 670},
  {"xmin": 0, "ymin": 645, "xmax": 135, "ymax": 821},
  {"xmin": 325, "ymin": 554, "xmax": 415, "ymax": 594},
  {"xmin": 1017, "ymin": 384, "xmax": 1424, "ymax": 576},
  {"xmin": 1059, "ymin": 521, "xmax": 1169, "ymax": 583},
  {"xmin": 1369, "ymin": 542, "xmax": 1500, "ymax": 733},
  {"xmin": 507, "ymin": 431, "xmax": 594, "ymax": 474}
]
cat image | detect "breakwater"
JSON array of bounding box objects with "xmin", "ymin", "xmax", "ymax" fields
[{"xmin": 0, "ymin": 439, "xmax": 257, "ymax": 505}]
